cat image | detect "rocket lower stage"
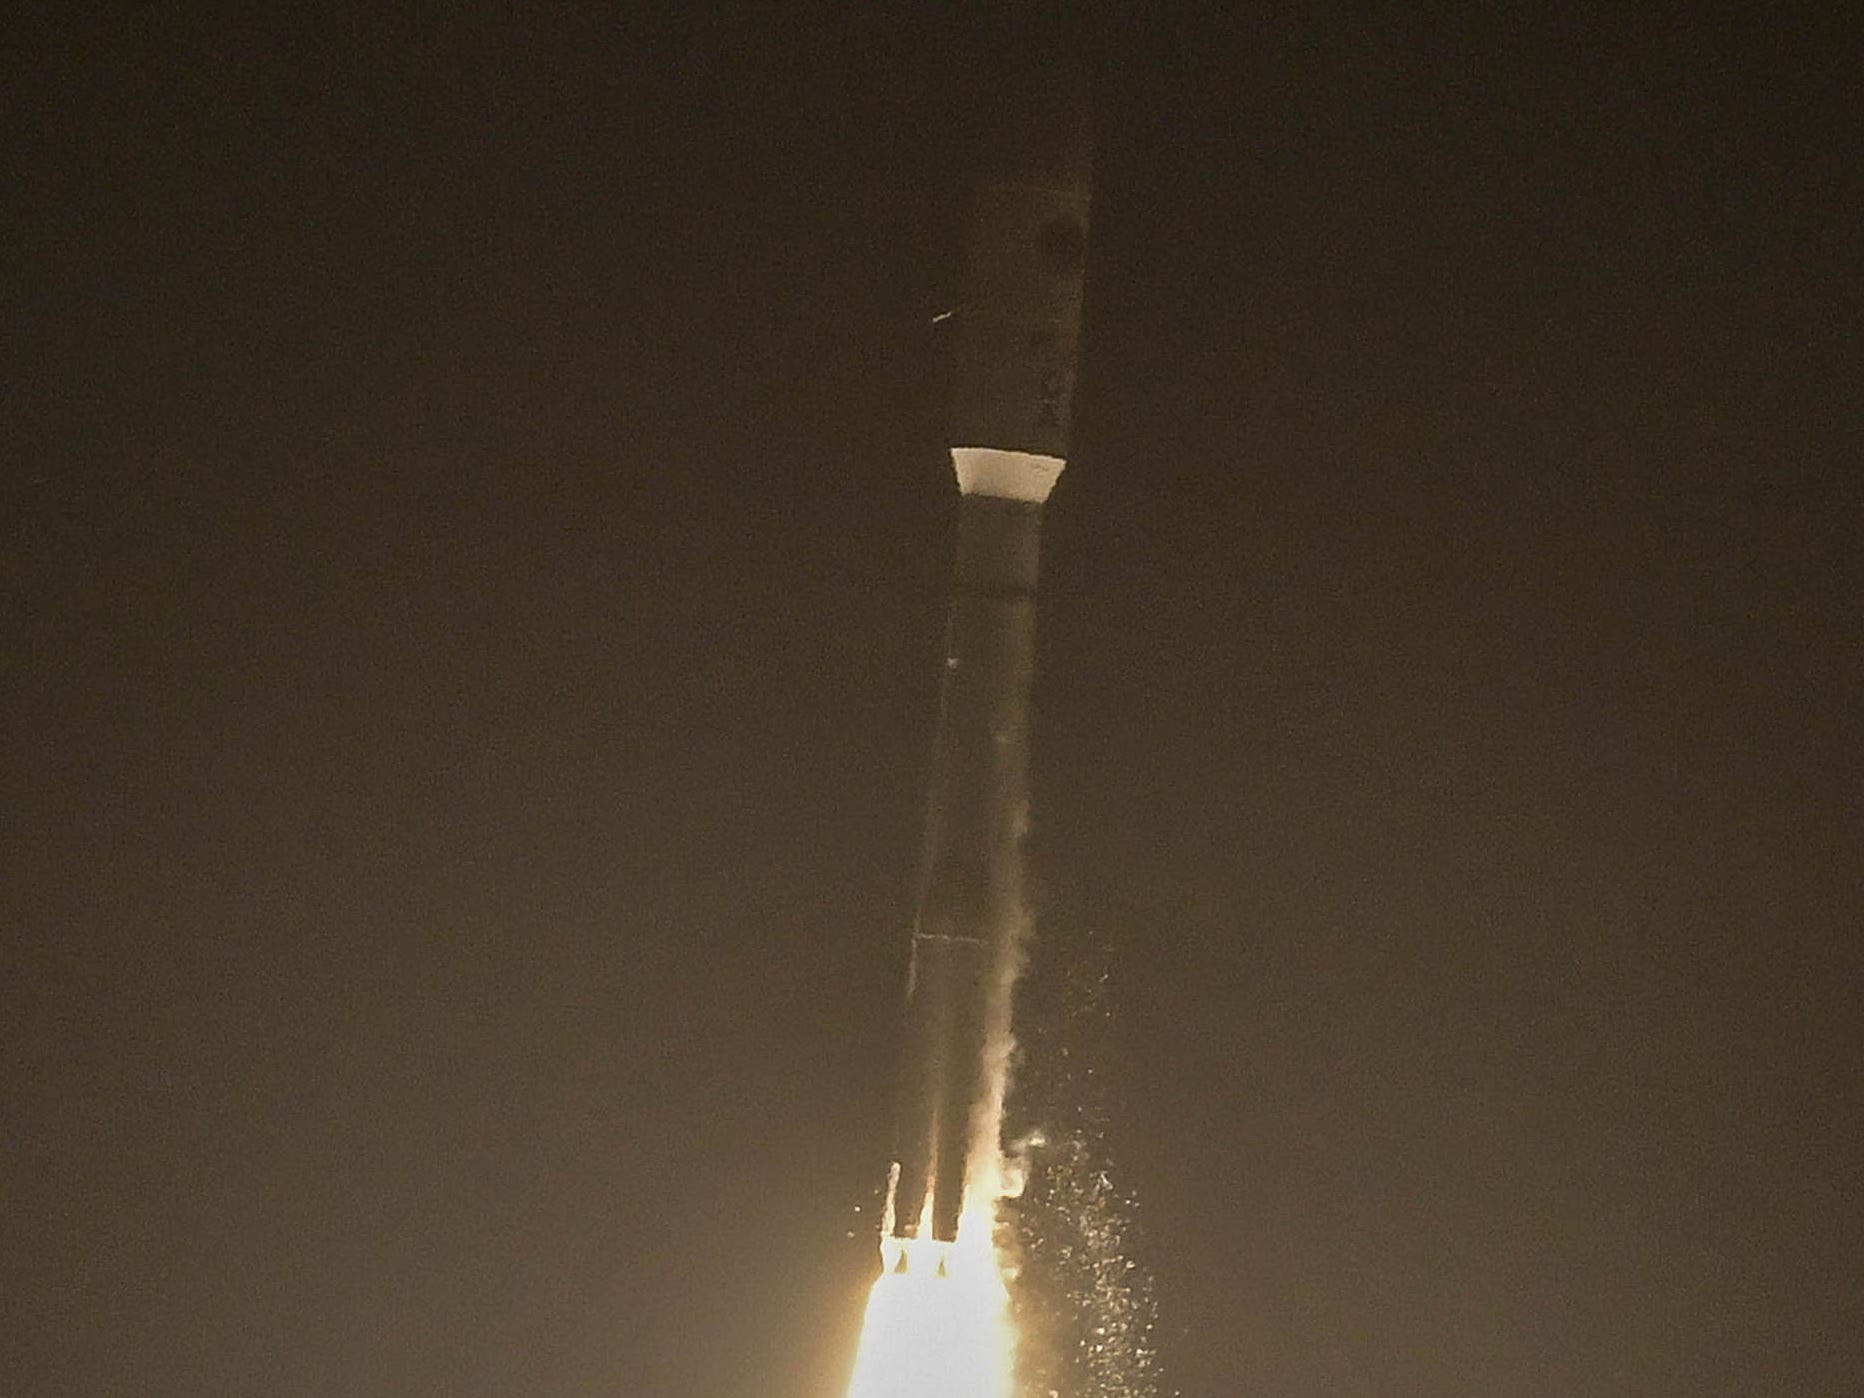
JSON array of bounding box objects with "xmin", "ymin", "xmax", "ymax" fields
[
  {"xmin": 891, "ymin": 492, "xmax": 1045, "ymax": 1245},
  {"xmin": 882, "ymin": 59, "xmax": 1087, "ymax": 1252}
]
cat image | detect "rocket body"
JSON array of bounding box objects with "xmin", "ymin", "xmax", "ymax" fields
[
  {"xmin": 888, "ymin": 88, "xmax": 1090, "ymax": 1246},
  {"xmin": 890, "ymin": 492, "xmax": 1044, "ymax": 1244}
]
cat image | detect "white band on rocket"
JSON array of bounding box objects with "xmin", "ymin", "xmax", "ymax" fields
[{"xmin": 951, "ymin": 447, "xmax": 1066, "ymax": 504}]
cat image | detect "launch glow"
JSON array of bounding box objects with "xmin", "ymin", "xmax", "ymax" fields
[{"xmin": 843, "ymin": 1201, "xmax": 1018, "ymax": 1398}]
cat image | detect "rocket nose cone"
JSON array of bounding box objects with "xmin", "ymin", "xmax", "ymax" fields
[
  {"xmin": 980, "ymin": 67, "xmax": 1093, "ymax": 187},
  {"xmin": 1007, "ymin": 92, "xmax": 1092, "ymax": 186},
  {"xmin": 951, "ymin": 26, "xmax": 1093, "ymax": 188}
]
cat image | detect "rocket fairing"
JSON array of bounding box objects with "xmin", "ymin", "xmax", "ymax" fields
[
  {"xmin": 888, "ymin": 84, "xmax": 1091, "ymax": 1247},
  {"xmin": 947, "ymin": 89, "xmax": 1092, "ymax": 470}
]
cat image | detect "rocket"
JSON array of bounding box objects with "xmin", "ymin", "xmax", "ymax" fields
[{"xmin": 887, "ymin": 76, "xmax": 1091, "ymax": 1248}]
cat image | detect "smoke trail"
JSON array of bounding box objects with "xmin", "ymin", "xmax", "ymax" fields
[{"xmin": 963, "ymin": 889, "xmax": 1032, "ymax": 1223}]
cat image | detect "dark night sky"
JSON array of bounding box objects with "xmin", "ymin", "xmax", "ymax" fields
[{"xmin": 4, "ymin": 5, "xmax": 1860, "ymax": 1396}]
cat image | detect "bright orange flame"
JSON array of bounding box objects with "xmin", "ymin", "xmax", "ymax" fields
[{"xmin": 842, "ymin": 1202, "xmax": 1016, "ymax": 1398}]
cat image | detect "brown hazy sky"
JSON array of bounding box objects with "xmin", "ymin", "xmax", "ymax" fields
[{"xmin": 5, "ymin": 5, "xmax": 1859, "ymax": 1396}]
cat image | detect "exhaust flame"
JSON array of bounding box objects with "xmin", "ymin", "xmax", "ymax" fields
[{"xmin": 842, "ymin": 1202, "xmax": 1017, "ymax": 1398}]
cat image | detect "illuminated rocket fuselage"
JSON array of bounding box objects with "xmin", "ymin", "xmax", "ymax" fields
[{"xmin": 889, "ymin": 86, "xmax": 1090, "ymax": 1246}]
